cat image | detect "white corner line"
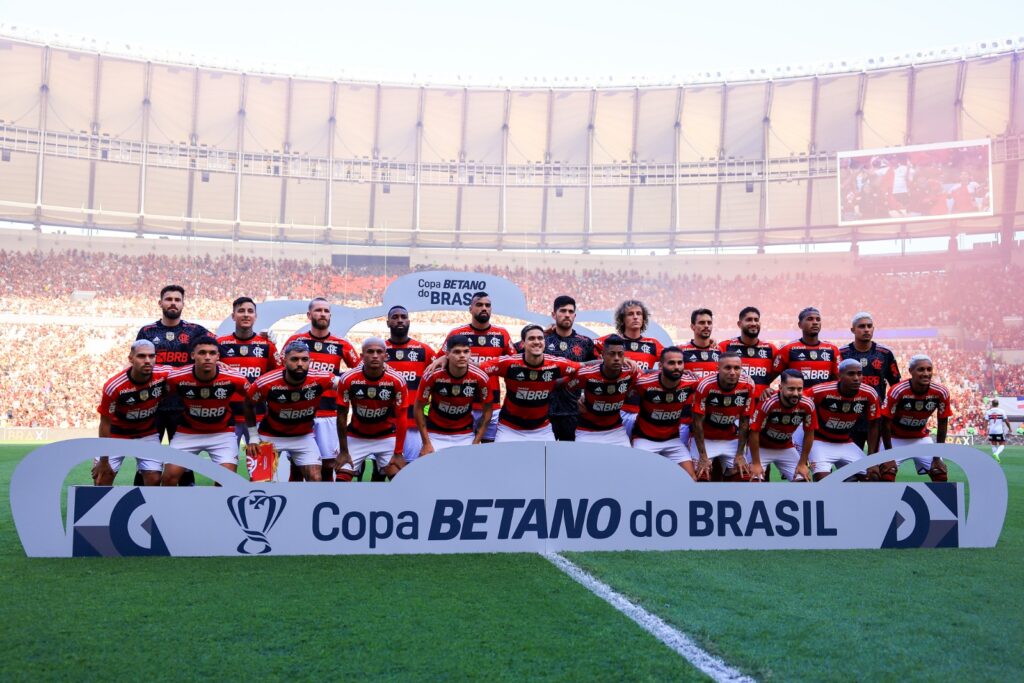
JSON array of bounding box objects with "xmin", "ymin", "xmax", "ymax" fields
[{"xmin": 543, "ymin": 552, "xmax": 756, "ymax": 683}]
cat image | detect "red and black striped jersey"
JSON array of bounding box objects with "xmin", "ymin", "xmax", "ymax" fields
[
  {"xmin": 98, "ymin": 367, "xmax": 172, "ymax": 438},
  {"xmin": 808, "ymin": 381, "xmax": 880, "ymax": 443},
  {"xmin": 569, "ymin": 365, "xmax": 640, "ymax": 431},
  {"xmin": 692, "ymin": 375, "xmax": 757, "ymax": 441},
  {"xmin": 442, "ymin": 324, "xmax": 513, "ymax": 408},
  {"xmin": 282, "ymin": 331, "xmax": 360, "ymax": 417},
  {"xmin": 420, "ymin": 365, "xmax": 492, "ymax": 435},
  {"xmin": 594, "ymin": 334, "xmax": 662, "ymax": 413},
  {"xmin": 481, "ymin": 354, "xmax": 580, "ymax": 431},
  {"xmin": 217, "ymin": 332, "xmax": 279, "ymax": 424},
  {"xmin": 750, "ymin": 393, "xmax": 818, "ymax": 449},
  {"xmin": 718, "ymin": 337, "xmax": 778, "ymax": 397},
  {"xmin": 136, "ymin": 320, "xmax": 211, "ymax": 368},
  {"xmin": 631, "ymin": 374, "xmax": 697, "ymax": 442},
  {"xmin": 883, "ymin": 381, "xmax": 953, "ymax": 439},
  {"xmin": 338, "ymin": 368, "xmax": 409, "ymax": 448},
  {"xmin": 385, "ymin": 338, "xmax": 436, "ymax": 419},
  {"xmin": 248, "ymin": 369, "xmax": 335, "ymax": 437},
  {"xmin": 773, "ymin": 339, "xmax": 841, "ymax": 389},
  {"xmin": 166, "ymin": 366, "xmax": 251, "ymax": 434},
  {"xmin": 679, "ymin": 341, "xmax": 721, "ymax": 381}
]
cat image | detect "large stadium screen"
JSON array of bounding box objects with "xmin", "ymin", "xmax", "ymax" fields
[{"xmin": 837, "ymin": 139, "xmax": 992, "ymax": 226}]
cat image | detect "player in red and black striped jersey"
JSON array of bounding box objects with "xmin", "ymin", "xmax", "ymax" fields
[
  {"xmin": 245, "ymin": 342, "xmax": 337, "ymax": 482},
  {"xmin": 690, "ymin": 353, "xmax": 758, "ymax": 481},
  {"xmin": 217, "ymin": 297, "xmax": 279, "ymax": 446},
  {"xmin": 595, "ymin": 300, "xmax": 663, "ymax": 437},
  {"xmin": 417, "ymin": 336, "xmax": 493, "ymax": 454},
  {"xmin": 481, "ymin": 324, "xmax": 581, "ymax": 442},
  {"xmin": 162, "ymin": 337, "xmax": 252, "ymax": 485},
  {"xmin": 335, "ymin": 338, "xmax": 410, "ymax": 482},
  {"xmin": 283, "ymin": 297, "xmax": 360, "ymax": 481},
  {"xmin": 802, "ymin": 359, "xmax": 880, "ymax": 481},
  {"xmin": 773, "ymin": 307, "xmax": 840, "ymax": 391},
  {"xmin": 630, "ymin": 347, "xmax": 698, "ymax": 478},
  {"xmin": 440, "ymin": 292, "xmax": 513, "ymax": 442},
  {"xmin": 718, "ymin": 306, "xmax": 778, "ymax": 399},
  {"xmin": 839, "ymin": 312, "xmax": 902, "ymax": 450},
  {"xmin": 94, "ymin": 340, "xmax": 172, "ymax": 486},
  {"xmin": 569, "ymin": 335, "xmax": 640, "ymax": 447},
  {"xmin": 881, "ymin": 355, "xmax": 952, "ymax": 482},
  {"xmin": 680, "ymin": 308, "xmax": 720, "ymax": 380},
  {"xmin": 748, "ymin": 370, "xmax": 817, "ymax": 482},
  {"xmin": 385, "ymin": 305, "xmax": 436, "ymax": 463}
]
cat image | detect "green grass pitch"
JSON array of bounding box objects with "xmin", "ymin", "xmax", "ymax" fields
[{"xmin": 0, "ymin": 443, "xmax": 1020, "ymax": 681}]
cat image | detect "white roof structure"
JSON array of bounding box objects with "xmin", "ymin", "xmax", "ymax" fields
[{"xmin": 0, "ymin": 35, "xmax": 1021, "ymax": 250}]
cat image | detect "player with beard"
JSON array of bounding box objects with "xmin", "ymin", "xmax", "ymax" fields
[
  {"xmin": 544, "ymin": 296, "xmax": 597, "ymax": 441},
  {"xmin": 630, "ymin": 347, "xmax": 698, "ymax": 478},
  {"xmin": 94, "ymin": 340, "xmax": 171, "ymax": 486},
  {"xmin": 596, "ymin": 300, "xmax": 663, "ymax": 438},
  {"xmin": 773, "ymin": 307, "xmax": 840, "ymax": 390},
  {"xmin": 569, "ymin": 335, "xmax": 640, "ymax": 447},
  {"xmin": 880, "ymin": 355, "xmax": 952, "ymax": 482},
  {"xmin": 216, "ymin": 297, "xmax": 279, "ymax": 446},
  {"xmin": 748, "ymin": 370, "xmax": 816, "ymax": 482},
  {"xmin": 680, "ymin": 308, "xmax": 720, "ymax": 380},
  {"xmin": 136, "ymin": 285, "xmax": 210, "ymax": 486},
  {"xmin": 417, "ymin": 336, "xmax": 492, "ymax": 454},
  {"xmin": 690, "ymin": 352, "xmax": 757, "ymax": 482},
  {"xmin": 384, "ymin": 305, "xmax": 435, "ymax": 465},
  {"xmin": 283, "ymin": 298, "xmax": 360, "ymax": 481},
  {"xmin": 839, "ymin": 312, "xmax": 901, "ymax": 451},
  {"xmin": 245, "ymin": 341, "xmax": 337, "ymax": 482},
  {"xmin": 718, "ymin": 306, "xmax": 778, "ymax": 400},
  {"xmin": 440, "ymin": 292, "xmax": 513, "ymax": 443}
]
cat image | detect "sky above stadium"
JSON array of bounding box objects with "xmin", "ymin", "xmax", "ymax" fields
[{"xmin": 2, "ymin": 0, "xmax": 1021, "ymax": 86}]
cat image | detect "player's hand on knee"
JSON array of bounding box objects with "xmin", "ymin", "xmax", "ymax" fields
[
  {"xmin": 734, "ymin": 455, "xmax": 749, "ymax": 479},
  {"xmin": 749, "ymin": 462, "xmax": 764, "ymax": 482},
  {"xmin": 794, "ymin": 464, "xmax": 810, "ymax": 482},
  {"xmin": 334, "ymin": 451, "xmax": 351, "ymax": 472},
  {"xmin": 696, "ymin": 457, "xmax": 712, "ymax": 481}
]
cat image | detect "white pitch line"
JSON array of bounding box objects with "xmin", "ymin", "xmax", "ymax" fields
[{"xmin": 544, "ymin": 552, "xmax": 755, "ymax": 683}]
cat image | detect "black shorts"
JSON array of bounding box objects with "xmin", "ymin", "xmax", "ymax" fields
[{"xmin": 988, "ymin": 434, "xmax": 1005, "ymax": 443}]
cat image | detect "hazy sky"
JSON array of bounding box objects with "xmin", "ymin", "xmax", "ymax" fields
[{"xmin": 2, "ymin": 1, "xmax": 1021, "ymax": 85}]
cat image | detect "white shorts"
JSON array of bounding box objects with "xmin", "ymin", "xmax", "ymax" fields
[
  {"xmin": 339, "ymin": 436, "xmax": 396, "ymax": 474},
  {"xmin": 95, "ymin": 433, "xmax": 163, "ymax": 472},
  {"xmin": 890, "ymin": 436, "xmax": 940, "ymax": 474},
  {"xmin": 261, "ymin": 433, "xmax": 323, "ymax": 481},
  {"xmin": 679, "ymin": 423, "xmax": 691, "ymax": 447},
  {"xmin": 808, "ymin": 440, "xmax": 863, "ymax": 474},
  {"xmin": 620, "ymin": 411, "xmax": 638, "ymax": 438},
  {"xmin": 472, "ymin": 408, "xmax": 500, "ymax": 441},
  {"xmin": 424, "ymin": 431, "xmax": 475, "ymax": 453},
  {"xmin": 169, "ymin": 430, "xmax": 239, "ymax": 465},
  {"xmin": 757, "ymin": 447, "xmax": 801, "ymax": 481},
  {"xmin": 576, "ymin": 426, "xmax": 630, "ymax": 448},
  {"xmin": 689, "ymin": 438, "xmax": 744, "ymax": 468},
  {"xmin": 632, "ymin": 437, "xmax": 689, "ymax": 464},
  {"xmin": 494, "ymin": 422, "xmax": 555, "ymax": 443},
  {"xmin": 313, "ymin": 416, "xmax": 340, "ymax": 460},
  {"xmin": 403, "ymin": 425, "xmax": 423, "ymax": 461}
]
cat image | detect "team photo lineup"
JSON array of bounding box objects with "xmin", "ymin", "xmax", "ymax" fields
[{"xmin": 98, "ymin": 282, "xmax": 971, "ymax": 487}]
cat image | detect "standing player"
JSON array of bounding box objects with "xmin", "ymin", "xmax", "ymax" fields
[
  {"xmin": 441, "ymin": 292, "xmax": 513, "ymax": 442},
  {"xmin": 596, "ymin": 300, "xmax": 663, "ymax": 437},
  {"xmin": 217, "ymin": 297, "xmax": 279, "ymax": 446},
  {"xmin": 335, "ymin": 338, "xmax": 409, "ymax": 482},
  {"xmin": 480, "ymin": 325, "xmax": 580, "ymax": 443},
  {"xmin": 244, "ymin": 341, "xmax": 337, "ymax": 482},
  {"xmin": 162, "ymin": 337, "xmax": 252, "ymax": 486},
  {"xmin": 690, "ymin": 352, "xmax": 757, "ymax": 481},
  {"xmin": 801, "ymin": 358, "xmax": 880, "ymax": 481},
  {"xmin": 630, "ymin": 347, "xmax": 698, "ymax": 479},
  {"xmin": 839, "ymin": 312, "xmax": 901, "ymax": 451},
  {"xmin": 570, "ymin": 335, "xmax": 641, "ymax": 447},
  {"xmin": 773, "ymin": 307, "xmax": 840, "ymax": 391},
  {"xmin": 880, "ymin": 355, "xmax": 952, "ymax": 482},
  {"xmin": 748, "ymin": 370, "xmax": 816, "ymax": 482},
  {"xmin": 718, "ymin": 306, "xmax": 778, "ymax": 400},
  {"xmin": 680, "ymin": 308, "xmax": 720, "ymax": 380},
  {"xmin": 93, "ymin": 340, "xmax": 170, "ymax": 486},
  {"xmin": 283, "ymin": 297, "xmax": 360, "ymax": 481},
  {"xmin": 985, "ymin": 399, "xmax": 1011, "ymax": 462},
  {"xmin": 384, "ymin": 305, "xmax": 435, "ymax": 463},
  {"xmin": 544, "ymin": 295, "xmax": 598, "ymax": 441},
  {"xmin": 416, "ymin": 336, "xmax": 492, "ymax": 455}
]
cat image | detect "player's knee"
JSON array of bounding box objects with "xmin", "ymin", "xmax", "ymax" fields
[
  {"xmin": 928, "ymin": 463, "xmax": 948, "ymax": 482},
  {"xmin": 879, "ymin": 462, "xmax": 898, "ymax": 482},
  {"xmin": 812, "ymin": 472, "xmax": 829, "ymax": 482},
  {"xmin": 382, "ymin": 463, "xmax": 402, "ymax": 479}
]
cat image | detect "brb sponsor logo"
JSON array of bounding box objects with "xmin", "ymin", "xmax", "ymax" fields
[{"xmin": 416, "ymin": 278, "xmax": 489, "ymax": 306}]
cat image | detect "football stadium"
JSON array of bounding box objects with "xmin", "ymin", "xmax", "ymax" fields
[{"xmin": 2, "ymin": 4, "xmax": 1023, "ymax": 680}]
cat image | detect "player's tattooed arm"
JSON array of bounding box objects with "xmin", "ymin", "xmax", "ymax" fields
[
  {"xmin": 691, "ymin": 414, "xmax": 711, "ymax": 481},
  {"xmin": 733, "ymin": 416, "xmax": 751, "ymax": 478},
  {"xmin": 334, "ymin": 405, "xmax": 353, "ymax": 471},
  {"xmin": 473, "ymin": 404, "xmax": 493, "ymax": 445}
]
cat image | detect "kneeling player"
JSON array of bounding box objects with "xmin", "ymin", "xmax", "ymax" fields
[
  {"xmin": 417, "ymin": 336, "xmax": 492, "ymax": 454},
  {"xmin": 335, "ymin": 338, "xmax": 409, "ymax": 481},
  {"xmin": 690, "ymin": 352, "xmax": 757, "ymax": 481},
  {"xmin": 801, "ymin": 359, "xmax": 880, "ymax": 481},
  {"xmin": 748, "ymin": 370, "xmax": 815, "ymax": 482},
  {"xmin": 630, "ymin": 347, "xmax": 698, "ymax": 479},
  {"xmin": 880, "ymin": 354, "xmax": 952, "ymax": 482}
]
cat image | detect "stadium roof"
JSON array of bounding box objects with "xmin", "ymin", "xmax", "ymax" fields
[{"xmin": 0, "ymin": 34, "xmax": 1022, "ymax": 250}]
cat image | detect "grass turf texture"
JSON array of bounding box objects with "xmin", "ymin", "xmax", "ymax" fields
[{"xmin": 1, "ymin": 444, "xmax": 1020, "ymax": 681}]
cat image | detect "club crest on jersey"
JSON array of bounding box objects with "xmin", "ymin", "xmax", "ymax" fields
[
  {"xmin": 542, "ymin": 371, "xmax": 554, "ymax": 382},
  {"xmin": 379, "ymin": 389, "xmax": 391, "ymax": 401},
  {"xmin": 152, "ymin": 386, "xmax": 162, "ymax": 398},
  {"xmin": 409, "ymin": 351, "xmax": 419, "ymax": 361},
  {"xmin": 253, "ymin": 346, "xmax": 264, "ymax": 357},
  {"xmin": 327, "ymin": 344, "xmax": 338, "ymax": 355},
  {"xmin": 618, "ymin": 383, "xmax": 628, "ymax": 393},
  {"xmin": 291, "ymin": 392, "xmax": 301, "ymax": 402},
  {"xmin": 139, "ymin": 390, "xmax": 149, "ymax": 401},
  {"xmin": 238, "ymin": 346, "xmax": 247, "ymax": 356},
  {"xmin": 759, "ymin": 349, "xmax": 768, "ymax": 358},
  {"xmin": 490, "ymin": 338, "xmax": 501, "ymax": 347},
  {"xmin": 302, "ymin": 388, "xmax": 316, "ymax": 401},
  {"xmin": 926, "ymin": 401, "xmax": 937, "ymax": 411},
  {"xmin": 735, "ymin": 396, "xmax": 745, "ymax": 407},
  {"xmin": 821, "ymin": 351, "xmax": 831, "ymax": 361},
  {"xmin": 854, "ymin": 403, "xmax": 864, "ymax": 413},
  {"xmin": 215, "ymin": 388, "xmax": 229, "ymax": 399}
]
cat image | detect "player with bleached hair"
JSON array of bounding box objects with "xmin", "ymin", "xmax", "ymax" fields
[
  {"xmin": 880, "ymin": 354, "xmax": 952, "ymax": 482},
  {"xmin": 985, "ymin": 399, "xmax": 1011, "ymax": 462}
]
